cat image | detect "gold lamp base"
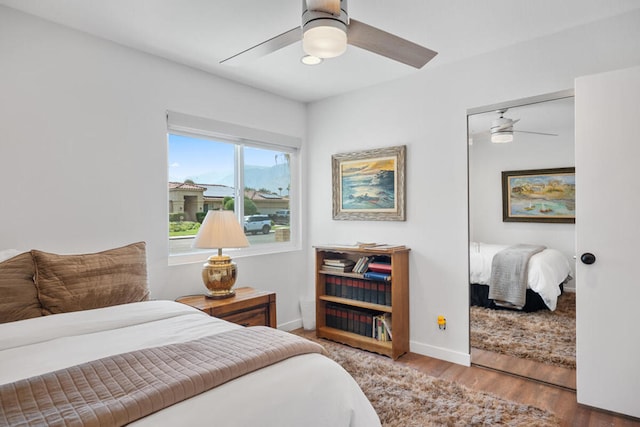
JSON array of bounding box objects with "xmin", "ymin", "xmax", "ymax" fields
[{"xmin": 201, "ymin": 254, "xmax": 238, "ymax": 299}]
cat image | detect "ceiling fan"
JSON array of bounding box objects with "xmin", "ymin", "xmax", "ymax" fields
[
  {"xmin": 220, "ymin": 0, "xmax": 438, "ymax": 68},
  {"xmin": 471, "ymin": 109, "xmax": 559, "ymax": 144}
]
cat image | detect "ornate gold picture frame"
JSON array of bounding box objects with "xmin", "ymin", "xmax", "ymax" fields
[{"xmin": 332, "ymin": 145, "xmax": 406, "ymax": 221}]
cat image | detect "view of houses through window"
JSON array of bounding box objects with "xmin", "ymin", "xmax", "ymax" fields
[{"xmin": 168, "ymin": 133, "xmax": 292, "ymax": 255}]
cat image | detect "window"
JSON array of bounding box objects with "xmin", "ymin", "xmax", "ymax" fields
[{"xmin": 167, "ymin": 112, "xmax": 299, "ymax": 260}]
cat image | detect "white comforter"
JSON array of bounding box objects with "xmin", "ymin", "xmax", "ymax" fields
[
  {"xmin": 469, "ymin": 242, "xmax": 573, "ymax": 311},
  {"xmin": 0, "ymin": 301, "xmax": 380, "ymax": 427}
]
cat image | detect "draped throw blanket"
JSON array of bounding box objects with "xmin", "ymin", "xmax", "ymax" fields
[
  {"xmin": 0, "ymin": 327, "xmax": 325, "ymax": 427},
  {"xmin": 488, "ymin": 244, "xmax": 546, "ymax": 310}
]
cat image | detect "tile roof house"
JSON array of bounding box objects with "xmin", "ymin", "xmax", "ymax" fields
[{"xmin": 169, "ymin": 182, "xmax": 288, "ymax": 221}]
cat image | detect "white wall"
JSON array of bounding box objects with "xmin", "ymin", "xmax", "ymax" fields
[
  {"xmin": 469, "ymin": 104, "xmax": 576, "ymax": 290},
  {"xmin": 306, "ymin": 10, "xmax": 640, "ymax": 365},
  {"xmin": 0, "ymin": 6, "xmax": 307, "ymax": 329}
]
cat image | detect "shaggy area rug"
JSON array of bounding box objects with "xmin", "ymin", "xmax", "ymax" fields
[
  {"xmin": 298, "ymin": 333, "xmax": 559, "ymax": 426},
  {"xmin": 470, "ymin": 292, "xmax": 576, "ymax": 369}
]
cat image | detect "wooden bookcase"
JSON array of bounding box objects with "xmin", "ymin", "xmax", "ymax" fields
[{"xmin": 314, "ymin": 245, "xmax": 410, "ymax": 359}]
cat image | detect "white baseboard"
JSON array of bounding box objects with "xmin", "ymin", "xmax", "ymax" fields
[
  {"xmin": 279, "ymin": 318, "xmax": 303, "ymax": 331},
  {"xmin": 285, "ymin": 318, "xmax": 471, "ymax": 367},
  {"xmin": 410, "ymin": 341, "xmax": 471, "ymax": 367}
]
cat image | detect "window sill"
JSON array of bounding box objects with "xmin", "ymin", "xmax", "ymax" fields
[{"xmin": 168, "ymin": 241, "xmax": 302, "ymax": 266}]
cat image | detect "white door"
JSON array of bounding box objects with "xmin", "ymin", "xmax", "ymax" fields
[{"xmin": 575, "ymin": 65, "xmax": 640, "ymax": 418}]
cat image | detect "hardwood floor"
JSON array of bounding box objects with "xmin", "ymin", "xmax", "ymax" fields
[
  {"xmin": 471, "ymin": 347, "xmax": 576, "ymax": 390},
  {"xmin": 398, "ymin": 350, "xmax": 640, "ymax": 427}
]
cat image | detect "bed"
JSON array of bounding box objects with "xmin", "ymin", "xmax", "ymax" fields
[
  {"xmin": 469, "ymin": 242, "xmax": 573, "ymax": 311},
  {"xmin": 0, "ymin": 244, "xmax": 380, "ymax": 427}
]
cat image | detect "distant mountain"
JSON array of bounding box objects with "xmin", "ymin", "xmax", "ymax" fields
[{"xmin": 190, "ymin": 163, "xmax": 290, "ymax": 196}]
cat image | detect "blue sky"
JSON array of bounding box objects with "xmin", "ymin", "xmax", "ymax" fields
[{"xmin": 168, "ymin": 134, "xmax": 287, "ymax": 184}]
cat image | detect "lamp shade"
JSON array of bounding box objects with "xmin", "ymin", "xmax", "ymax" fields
[
  {"xmin": 491, "ymin": 131, "xmax": 514, "ymax": 143},
  {"xmin": 192, "ymin": 210, "xmax": 249, "ymax": 250},
  {"xmin": 303, "ymin": 18, "xmax": 347, "ymax": 58}
]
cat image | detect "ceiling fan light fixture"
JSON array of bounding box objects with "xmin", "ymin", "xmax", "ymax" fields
[
  {"xmin": 490, "ymin": 112, "xmax": 514, "ymax": 143},
  {"xmin": 301, "ymin": 54, "xmax": 323, "ymax": 65},
  {"xmin": 491, "ymin": 131, "xmax": 513, "ymax": 143},
  {"xmin": 303, "ymin": 19, "xmax": 347, "ymax": 58}
]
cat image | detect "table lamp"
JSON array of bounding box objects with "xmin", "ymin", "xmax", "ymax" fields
[{"xmin": 192, "ymin": 210, "xmax": 249, "ymax": 299}]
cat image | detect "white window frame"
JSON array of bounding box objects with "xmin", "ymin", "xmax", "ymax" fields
[{"xmin": 167, "ymin": 111, "xmax": 301, "ymax": 266}]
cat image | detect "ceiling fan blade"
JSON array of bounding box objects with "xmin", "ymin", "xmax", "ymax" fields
[
  {"xmin": 347, "ymin": 19, "xmax": 437, "ymax": 68},
  {"xmin": 220, "ymin": 26, "xmax": 302, "ymax": 66},
  {"xmin": 491, "ymin": 118, "xmax": 519, "ymax": 132},
  {"xmin": 513, "ymin": 130, "xmax": 559, "ymax": 137},
  {"xmin": 491, "ymin": 124, "xmax": 511, "ymax": 132},
  {"xmin": 306, "ymin": 0, "xmax": 341, "ymax": 15}
]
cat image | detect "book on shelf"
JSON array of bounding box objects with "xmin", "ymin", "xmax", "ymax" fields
[
  {"xmin": 354, "ymin": 255, "xmax": 393, "ymax": 274},
  {"xmin": 323, "ymin": 258, "xmax": 355, "ymax": 272},
  {"xmin": 373, "ymin": 313, "xmax": 392, "ymax": 341},
  {"xmin": 324, "ymin": 275, "xmax": 391, "ymax": 306},
  {"xmin": 323, "ymin": 264, "xmax": 354, "ymax": 273},
  {"xmin": 352, "ymin": 257, "xmax": 364, "ymax": 273},
  {"xmin": 356, "ymin": 242, "xmax": 379, "ymax": 248},
  {"xmin": 322, "ymin": 243, "xmax": 406, "ymax": 250},
  {"xmin": 356, "ymin": 242, "xmax": 405, "ymax": 250},
  {"xmin": 363, "ymin": 271, "xmax": 391, "ymax": 281},
  {"xmin": 352, "ymin": 256, "xmax": 372, "ymax": 274},
  {"xmin": 324, "ymin": 303, "xmax": 391, "ymax": 341},
  {"xmin": 324, "ymin": 258, "xmax": 355, "ymax": 267},
  {"xmin": 381, "ymin": 314, "xmax": 393, "ymax": 340},
  {"xmin": 367, "ymin": 262, "xmax": 392, "ymax": 273}
]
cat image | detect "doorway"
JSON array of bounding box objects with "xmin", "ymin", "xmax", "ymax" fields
[{"xmin": 467, "ymin": 90, "xmax": 576, "ymax": 388}]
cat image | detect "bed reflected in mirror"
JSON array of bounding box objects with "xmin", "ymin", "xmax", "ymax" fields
[{"xmin": 467, "ymin": 93, "xmax": 577, "ymax": 389}]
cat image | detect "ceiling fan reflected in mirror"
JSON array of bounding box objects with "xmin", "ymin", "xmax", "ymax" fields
[
  {"xmin": 470, "ymin": 109, "xmax": 559, "ymax": 144},
  {"xmin": 220, "ymin": 0, "xmax": 438, "ymax": 68},
  {"xmin": 490, "ymin": 109, "xmax": 519, "ymax": 143}
]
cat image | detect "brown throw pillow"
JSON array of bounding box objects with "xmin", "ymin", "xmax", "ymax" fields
[
  {"xmin": 32, "ymin": 242, "xmax": 149, "ymax": 315},
  {"xmin": 0, "ymin": 252, "xmax": 42, "ymax": 323}
]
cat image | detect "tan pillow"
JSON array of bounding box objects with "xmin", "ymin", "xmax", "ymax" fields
[
  {"xmin": 32, "ymin": 242, "xmax": 149, "ymax": 315},
  {"xmin": 0, "ymin": 252, "xmax": 42, "ymax": 323}
]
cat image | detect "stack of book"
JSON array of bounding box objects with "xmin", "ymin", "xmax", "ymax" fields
[
  {"xmin": 362, "ymin": 259, "xmax": 392, "ymax": 281},
  {"xmin": 323, "ymin": 258, "xmax": 355, "ymax": 273}
]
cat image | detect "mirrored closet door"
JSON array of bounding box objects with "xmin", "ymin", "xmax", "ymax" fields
[{"xmin": 467, "ymin": 92, "xmax": 577, "ymax": 389}]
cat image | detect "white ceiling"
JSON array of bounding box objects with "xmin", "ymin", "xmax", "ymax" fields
[{"xmin": 2, "ymin": 0, "xmax": 639, "ymax": 102}]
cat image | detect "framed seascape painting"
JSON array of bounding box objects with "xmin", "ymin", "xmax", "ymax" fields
[
  {"xmin": 502, "ymin": 167, "xmax": 575, "ymax": 223},
  {"xmin": 332, "ymin": 145, "xmax": 406, "ymax": 221}
]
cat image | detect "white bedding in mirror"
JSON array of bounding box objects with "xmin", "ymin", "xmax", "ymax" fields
[{"xmin": 469, "ymin": 242, "xmax": 573, "ymax": 310}]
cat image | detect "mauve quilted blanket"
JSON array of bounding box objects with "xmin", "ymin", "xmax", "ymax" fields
[{"xmin": 0, "ymin": 327, "xmax": 324, "ymax": 427}]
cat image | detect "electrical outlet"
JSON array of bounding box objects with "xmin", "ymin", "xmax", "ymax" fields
[{"xmin": 437, "ymin": 315, "xmax": 446, "ymax": 330}]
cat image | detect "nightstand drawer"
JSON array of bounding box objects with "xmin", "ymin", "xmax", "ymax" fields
[
  {"xmin": 222, "ymin": 307, "xmax": 268, "ymax": 327},
  {"xmin": 176, "ymin": 287, "xmax": 277, "ymax": 328}
]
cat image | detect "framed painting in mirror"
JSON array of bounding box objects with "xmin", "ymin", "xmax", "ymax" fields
[{"xmin": 502, "ymin": 167, "xmax": 575, "ymax": 223}]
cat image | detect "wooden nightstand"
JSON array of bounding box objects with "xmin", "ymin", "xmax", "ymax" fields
[{"xmin": 176, "ymin": 287, "xmax": 277, "ymax": 328}]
